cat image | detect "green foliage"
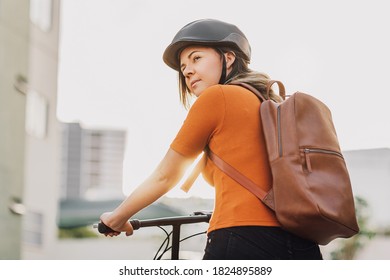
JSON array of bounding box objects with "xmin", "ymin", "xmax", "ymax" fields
[
  {"xmin": 58, "ymin": 226, "xmax": 99, "ymax": 239},
  {"xmin": 330, "ymin": 196, "xmax": 376, "ymax": 260}
]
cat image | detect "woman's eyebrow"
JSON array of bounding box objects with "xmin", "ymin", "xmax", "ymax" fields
[
  {"xmin": 187, "ymin": 50, "xmax": 199, "ymax": 59},
  {"xmin": 180, "ymin": 50, "xmax": 202, "ymax": 69}
]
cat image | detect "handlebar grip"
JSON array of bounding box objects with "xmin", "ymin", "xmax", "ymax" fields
[
  {"xmin": 130, "ymin": 219, "xmax": 140, "ymax": 230},
  {"xmin": 96, "ymin": 222, "xmax": 119, "ymax": 234},
  {"xmin": 94, "ymin": 219, "xmax": 140, "ymax": 234}
]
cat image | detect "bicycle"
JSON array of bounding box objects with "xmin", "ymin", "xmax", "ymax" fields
[{"xmin": 94, "ymin": 211, "xmax": 212, "ymax": 260}]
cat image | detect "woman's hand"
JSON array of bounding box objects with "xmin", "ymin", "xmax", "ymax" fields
[{"xmin": 99, "ymin": 212, "xmax": 134, "ymax": 237}]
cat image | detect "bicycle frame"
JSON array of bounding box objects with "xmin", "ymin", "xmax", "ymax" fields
[{"xmin": 95, "ymin": 211, "xmax": 212, "ymax": 260}]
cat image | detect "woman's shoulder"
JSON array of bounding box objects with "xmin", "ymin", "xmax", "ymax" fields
[
  {"xmin": 188, "ymin": 85, "xmax": 225, "ymax": 112},
  {"xmin": 199, "ymin": 84, "xmax": 224, "ymax": 97},
  {"xmin": 194, "ymin": 85, "xmax": 254, "ymax": 109},
  {"xmin": 198, "ymin": 84, "xmax": 246, "ymax": 99},
  {"xmin": 193, "ymin": 85, "xmax": 225, "ymax": 106}
]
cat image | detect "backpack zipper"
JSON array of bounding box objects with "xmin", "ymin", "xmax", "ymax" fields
[
  {"xmin": 303, "ymin": 148, "xmax": 344, "ymax": 172},
  {"xmin": 277, "ymin": 105, "xmax": 282, "ymax": 157}
]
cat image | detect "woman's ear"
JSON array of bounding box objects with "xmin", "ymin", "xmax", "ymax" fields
[{"xmin": 225, "ymin": 51, "xmax": 236, "ymax": 69}]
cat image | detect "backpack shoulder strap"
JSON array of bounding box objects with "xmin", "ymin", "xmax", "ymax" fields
[
  {"xmin": 180, "ymin": 148, "xmax": 271, "ymax": 204},
  {"xmin": 231, "ymin": 81, "xmax": 286, "ymax": 101},
  {"xmin": 207, "ymin": 149, "xmax": 269, "ymax": 201},
  {"xmin": 232, "ymin": 82, "xmax": 266, "ymax": 102}
]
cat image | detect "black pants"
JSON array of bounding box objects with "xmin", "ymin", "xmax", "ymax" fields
[{"xmin": 203, "ymin": 226, "xmax": 323, "ymax": 260}]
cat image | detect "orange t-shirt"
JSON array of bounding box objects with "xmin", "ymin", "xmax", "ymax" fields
[{"xmin": 170, "ymin": 84, "xmax": 280, "ymax": 233}]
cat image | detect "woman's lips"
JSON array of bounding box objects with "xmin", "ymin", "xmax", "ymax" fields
[{"xmin": 191, "ymin": 79, "xmax": 200, "ymax": 88}]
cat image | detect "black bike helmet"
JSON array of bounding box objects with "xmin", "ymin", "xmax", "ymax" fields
[{"xmin": 163, "ymin": 19, "xmax": 251, "ymax": 71}]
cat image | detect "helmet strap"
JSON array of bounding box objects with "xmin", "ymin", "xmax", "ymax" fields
[{"xmin": 218, "ymin": 50, "xmax": 227, "ymax": 84}]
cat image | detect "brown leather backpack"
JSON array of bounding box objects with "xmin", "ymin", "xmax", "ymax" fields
[{"xmin": 207, "ymin": 81, "xmax": 360, "ymax": 245}]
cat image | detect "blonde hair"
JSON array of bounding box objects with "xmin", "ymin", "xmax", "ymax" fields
[{"xmin": 178, "ymin": 46, "xmax": 283, "ymax": 109}]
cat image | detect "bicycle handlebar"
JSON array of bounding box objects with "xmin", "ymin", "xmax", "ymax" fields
[{"xmin": 94, "ymin": 211, "xmax": 212, "ymax": 234}]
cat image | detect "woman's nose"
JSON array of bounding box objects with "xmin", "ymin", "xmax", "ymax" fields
[{"xmin": 183, "ymin": 65, "xmax": 194, "ymax": 77}]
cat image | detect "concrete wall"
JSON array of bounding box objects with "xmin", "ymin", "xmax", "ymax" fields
[
  {"xmin": 22, "ymin": 0, "xmax": 61, "ymax": 259},
  {"xmin": 0, "ymin": 0, "xmax": 30, "ymax": 259},
  {"xmin": 0, "ymin": 0, "xmax": 61, "ymax": 259},
  {"xmin": 342, "ymin": 148, "xmax": 390, "ymax": 228}
]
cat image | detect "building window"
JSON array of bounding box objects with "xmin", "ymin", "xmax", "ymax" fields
[
  {"xmin": 22, "ymin": 211, "xmax": 44, "ymax": 246},
  {"xmin": 25, "ymin": 89, "xmax": 48, "ymax": 139},
  {"xmin": 30, "ymin": 0, "xmax": 53, "ymax": 32}
]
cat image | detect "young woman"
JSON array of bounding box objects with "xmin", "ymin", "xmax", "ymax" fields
[{"xmin": 100, "ymin": 19, "xmax": 322, "ymax": 260}]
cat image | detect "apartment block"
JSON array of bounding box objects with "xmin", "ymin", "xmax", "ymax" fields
[{"xmin": 61, "ymin": 123, "xmax": 126, "ymax": 200}]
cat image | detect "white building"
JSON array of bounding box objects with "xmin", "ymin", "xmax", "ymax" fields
[
  {"xmin": 0, "ymin": 0, "xmax": 30, "ymax": 259},
  {"xmin": 344, "ymin": 148, "xmax": 390, "ymax": 228},
  {"xmin": 1, "ymin": 0, "xmax": 62, "ymax": 259},
  {"xmin": 60, "ymin": 122, "xmax": 126, "ymax": 200}
]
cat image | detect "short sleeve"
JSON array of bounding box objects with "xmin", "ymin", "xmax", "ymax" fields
[{"xmin": 170, "ymin": 85, "xmax": 225, "ymax": 158}]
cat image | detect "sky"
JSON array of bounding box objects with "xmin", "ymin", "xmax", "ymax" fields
[{"xmin": 57, "ymin": 0, "xmax": 390, "ymax": 198}]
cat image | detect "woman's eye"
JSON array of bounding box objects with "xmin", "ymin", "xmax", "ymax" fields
[{"xmin": 193, "ymin": 56, "xmax": 201, "ymax": 62}]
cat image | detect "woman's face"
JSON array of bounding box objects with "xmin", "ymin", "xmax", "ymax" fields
[{"xmin": 179, "ymin": 46, "xmax": 224, "ymax": 97}]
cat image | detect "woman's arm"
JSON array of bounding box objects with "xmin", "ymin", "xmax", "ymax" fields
[{"xmin": 100, "ymin": 148, "xmax": 195, "ymax": 236}]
